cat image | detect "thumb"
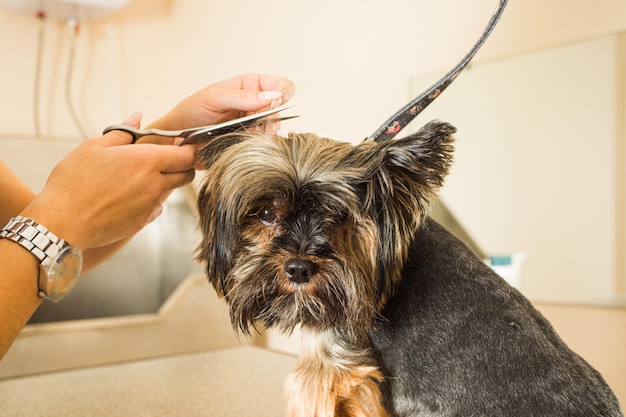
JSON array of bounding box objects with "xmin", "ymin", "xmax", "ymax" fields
[
  {"xmin": 122, "ymin": 111, "xmax": 143, "ymax": 128},
  {"xmin": 100, "ymin": 112, "xmax": 143, "ymax": 146},
  {"xmin": 218, "ymin": 87, "xmax": 284, "ymax": 113},
  {"xmin": 256, "ymin": 90, "xmax": 283, "ymax": 104}
]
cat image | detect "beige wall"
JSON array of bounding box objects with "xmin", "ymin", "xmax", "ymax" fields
[
  {"xmin": 412, "ymin": 34, "xmax": 624, "ymax": 303},
  {"xmin": 2, "ymin": 0, "xmax": 626, "ymax": 140}
]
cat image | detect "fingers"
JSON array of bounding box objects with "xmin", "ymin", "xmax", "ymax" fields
[
  {"xmin": 98, "ymin": 112, "xmax": 144, "ymax": 146},
  {"xmin": 212, "ymin": 85, "xmax": 279, "ymax": 113},
  {"xmin": 236, "ymin": 73, "xmax": 295, "ymax": 98},
  {"xmin": 146, "ymin": 203, "xmax": 164, "ymax": 224},
  {"xmin": 99, "ymin": 129, "xmax": 134, "ymax": 146},
  {"xmin": 154, "ymin": 144, "xmax": 197, "ymax": 174},
  {"xmin": 162, "ymin": 167, "xmax": 196, "ymax": 190},
  {"xmin": 147, "ymin": 168, "xmax": 195, "ymax": 225},
  {"xmin": 150, "ymin": 74, "xmax": 295, "ymax": 132},
  {"xmin": 257, "ymin": 74, "xmax": 296, "ymax": 104},
  {"xmin": 257, "ymin": 90, "xmax": 284, "ymax": 108},
  {"xmin": 219, "ymin": 73, "xmax": 296, "ymax": 112},
  {"xmin": 124, "ymin": 112, "xmax": 143, "ymax": 128}
]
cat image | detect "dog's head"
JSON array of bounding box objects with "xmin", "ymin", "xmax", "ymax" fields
[{"xmin": 196, "ymin": 121, "xmax": 455, "ymax": 341}]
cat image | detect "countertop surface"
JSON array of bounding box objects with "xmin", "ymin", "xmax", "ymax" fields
[{"xmin": 0, "ymin": 345, "xmax": 297, "ymax": 417}]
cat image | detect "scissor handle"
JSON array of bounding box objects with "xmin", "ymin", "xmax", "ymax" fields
[{"xmin": 101, "ymin": 125, "xmax": 195, "ymax": 143}]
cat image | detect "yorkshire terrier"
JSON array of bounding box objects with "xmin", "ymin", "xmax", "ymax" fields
[{"xmin": 195, "ymin": 121, "xmax": 623, "ymax": 417}]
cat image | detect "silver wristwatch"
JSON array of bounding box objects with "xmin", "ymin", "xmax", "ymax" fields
[{"xmin": 0, "ymin": 216, "xmax": 83, "ymax": 302}]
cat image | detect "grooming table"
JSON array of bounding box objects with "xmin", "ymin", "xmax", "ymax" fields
[{"xmin": 0, "ymin": 346, "xmax": 296, "ymax": 417}]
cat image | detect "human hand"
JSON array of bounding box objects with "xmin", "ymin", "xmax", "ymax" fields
[
  {"xmin": 21, "ymin": 113, "xmax": 196, "ymax": 252},
  {"xmin": 151, "ymin": 73, "xmax": 295, "ymax": 132}
]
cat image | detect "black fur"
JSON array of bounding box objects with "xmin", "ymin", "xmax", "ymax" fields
[
  {"xmin": 196, "ymin": 121, "xmax": 623, "ymax": 417},
  {"xmin": 370, "ymin": 217, "xmax": 623, "ymax": 417}
]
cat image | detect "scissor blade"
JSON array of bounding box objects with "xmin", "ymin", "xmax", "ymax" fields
[{"xmin": 178, "ymin": 114, "xmax": 298, "ymax": 146}]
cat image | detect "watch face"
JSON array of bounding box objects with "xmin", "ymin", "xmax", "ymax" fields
[{"xmin": 46, "ymin": 246, "xmax": 83, "ymax": 303}]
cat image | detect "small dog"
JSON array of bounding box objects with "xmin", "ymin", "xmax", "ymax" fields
[{"xmin": 195, "ymin": 121, "xmax": 623, "ymax": 417}]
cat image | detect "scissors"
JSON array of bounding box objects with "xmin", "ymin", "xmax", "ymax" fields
[{"xmin": 102, "ymin": 103, "xmax": 296, "ymax": 146}]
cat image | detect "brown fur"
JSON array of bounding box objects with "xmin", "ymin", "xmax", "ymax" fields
[
  {"xmin": 195, "ymin": 121, "xmax": 623, "ymax": 417},
  {"xmin": 285, "ymin": 329, "xmax": 388, "ymax": 417},
  {"xmin": 195, "ymin": 122, "xmax": 454, "ymax": 416}
]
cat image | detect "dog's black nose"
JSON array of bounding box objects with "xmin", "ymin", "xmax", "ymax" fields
[{"xmin": 284, "ymin": 258, "xmax": 318, "ymax": 284}]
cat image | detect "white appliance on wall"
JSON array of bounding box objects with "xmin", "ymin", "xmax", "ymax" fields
[
  {"xmin": 0, "ymin": 0, "xmax": 129, "ymax": 21},
  {"xmin": 0, "ymin": 0, "xmax": 131, "ymax": 138}
]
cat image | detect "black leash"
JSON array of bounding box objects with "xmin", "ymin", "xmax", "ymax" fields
[{"xmin": 367, "ymin": 0, "xmax": 509, "ymax": 142}]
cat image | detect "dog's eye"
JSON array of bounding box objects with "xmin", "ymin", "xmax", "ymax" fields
[
  {"xmin": 332, "ymin": 211, "xmax": 349, "ymax": 225},
  {"xmin": 257, "ymin": 208, "xmax": 277, "ymax": 226}
]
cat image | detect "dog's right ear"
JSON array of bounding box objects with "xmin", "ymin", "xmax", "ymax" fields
[
  {"xmin": 196, "ymin": 177, "xmax": 238, "ymax": 299},
  {"xmin": 195, "ymin": 133, "xmax": 252, "ymax": 297},
  {"xmin": 196, "ymin": 133, "xmax": 249, "ymax": 169}
]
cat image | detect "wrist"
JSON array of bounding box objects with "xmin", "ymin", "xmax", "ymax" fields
[
  {"xmin": 20, "ymin": 201, "xmax": 85, "ymax": 252},
  {"xmin": 0, "ymin": 216, "xmax": 83, "ymax": 302},
  {"xmin": 0, "ymin": 238, "xmax": 40, "ymax": 296},
  {"xmin": 0, "ymin": 238, "xmax": 43, "ymax": 348}
]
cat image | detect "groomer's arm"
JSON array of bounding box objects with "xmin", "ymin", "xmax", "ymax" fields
[
  {"xmin": 0, "ymin": 240, "xmax": 42, "ymax": 359},
  {"xmin": 0, "ymin": 131, "xmax": 195, "ymax": 359},
  {"xmin": 0, "ymin": 163, "xmax": 43, "ymax": 357},
  {"xmin": 0, "ymin": 191, "xmax": 125, "ymax": 360},
  {"xmin": 0, "ymin": 161, "xmax": 128, "ymax": 273}
]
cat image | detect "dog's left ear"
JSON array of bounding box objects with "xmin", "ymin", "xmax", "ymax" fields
[
  {"xmin": 381, "ymin": 120, "xmax": 456, "ymax": 208},
  {"xmin": 348, "ymin": 120, "xmax": 455, "ymax": 294},
  {"xmin": 358, "ymin": 120, "xmax": 455, "ymax": 227}
]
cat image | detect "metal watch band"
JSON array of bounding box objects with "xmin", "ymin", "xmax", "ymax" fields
[{"xmin": 0, "ymin": 216, "xmax": 69, "ymax": 297}]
